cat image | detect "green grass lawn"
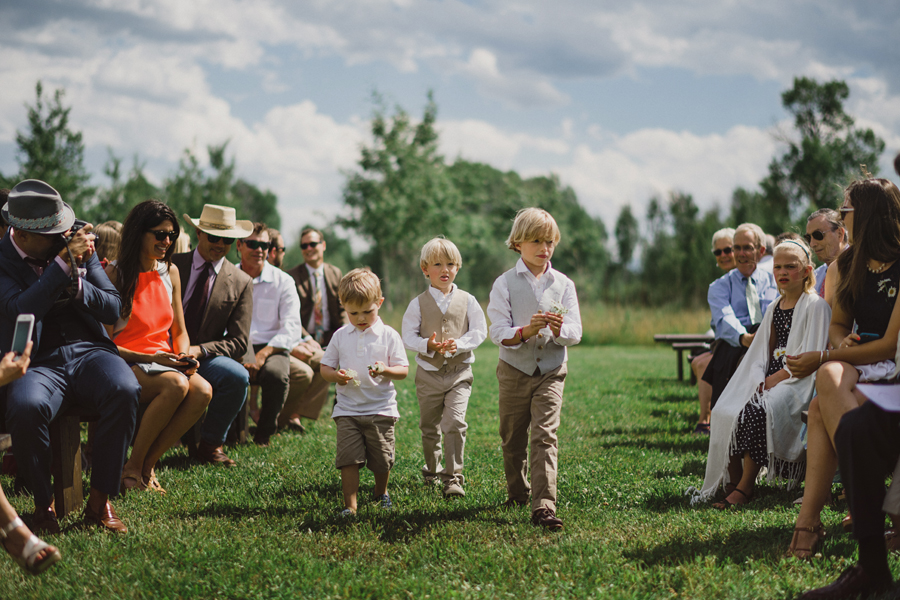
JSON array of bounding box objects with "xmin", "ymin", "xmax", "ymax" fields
[{"xmin": 0, "ymin": 346, "xmax": 889, "ymax": 599}]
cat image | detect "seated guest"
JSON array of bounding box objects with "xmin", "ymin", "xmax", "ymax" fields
[
  {"xmin": 692, "ymin": 239, "xmax": 830, "ymax": 507},
  {"xmin": 702, "ymin": 223, "xmax": 778, "ymax": 409},
  {"xmin": 277, "ymin": 332, "xmax": 330, "ymax": 433},
  {"xmin": 105, "ymin": 201, "xmax": 213, "ymax": 492},
  {"xmin": 173, "ymin": 205, "xmax": 254, "ymax": 466},
  {"xmin": 805, "ymin": 208, "xmax": 849, "ymax": 301},
  {"xmin": 758, "ymin": 234, "xmax": 775, "ymax": 272},
  {"xmin": 0, "ymin": 179, "xmax": 140, "ymax": 533},
  {"xmin": 94, "ymin": 221, "xmax": 122, "ymax": 268},
  {"xmin": 0, "ymin": 341, "xmax": 62, "ymax": 574},
  {"xmin": 784, "ymin": 177, "xmax": 900, "ymax": 558},
  {"xmin": 691, "ymin": 227, "xmax": 736, "ymax": 435},
  {"xmin": 266, "ymin": 228, "xmax": 286, "ymax": 269},
  {"xmin": 236, "ymin": 224, "xmax": 303, "ymax": 446}
]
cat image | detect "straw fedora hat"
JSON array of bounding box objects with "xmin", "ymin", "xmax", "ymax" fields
[
  {"xmin": 183, "ymin": 204, "xmax": 253, "ymax": 239},
  {"xmin": 2, "ymin": 179, "xmax": 76, "ymax": 235}
]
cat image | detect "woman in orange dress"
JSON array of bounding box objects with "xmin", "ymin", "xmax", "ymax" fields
[{"xmin": 105, "ymin": 200, "xmax": 212, "ymax": 492}]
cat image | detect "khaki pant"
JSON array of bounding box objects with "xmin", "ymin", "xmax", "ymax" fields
[
  {"xmin": 497, "ymin": 359, "xmax": 567, "ymax": 512},
  {"xmin": 276, "ymin": 351, "xmax": 330, "ymax": 428},
  {"xmin": 415, "ymin": 363, "xmax": 472, "ymax": 486}
]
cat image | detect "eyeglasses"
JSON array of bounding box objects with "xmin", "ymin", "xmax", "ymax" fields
[
  {"xmin": 803, "ymin": 228, "xmax": 837, "ymax": 244},
  {"xmin": 206, "ymin": 233, "xmax": 235, "ymax": 245},
  {"xmin": 270, "ymin": 246, "xmax": 285, "ymax": 253},
  {"xmin": 147, "ymin": 230, "xmax": 178, "ymax": 242},
  {"xmin": 713, "ymin": 247, "xmax": 733, "ymax": 257},
  {"xmin": 839, "ymin": 206, "xmax": 855, "ymax": 219},
  {"xmin": 242, "ymin": 240, "xmax": 270, "ymax": 251},
  {"xmin": 300, "ymin": 241, "xmax": 321, "ymax": 250}
]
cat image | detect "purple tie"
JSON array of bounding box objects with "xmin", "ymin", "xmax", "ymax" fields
[{"xmin": 185, "ymin": 261, "xmax": 212, "ymax": 342}]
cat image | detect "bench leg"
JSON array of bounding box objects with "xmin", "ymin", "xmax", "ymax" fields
[
  {"xmin": 676, "ymin": 349, "xmax": 685, "ymax": 381},
  {"xmin": 51, "ymin": 415, "xmax": 84, "ymax": 518}
]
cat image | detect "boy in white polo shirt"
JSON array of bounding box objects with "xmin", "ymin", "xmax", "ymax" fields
[
  {"xmin": 321, "ymin": 268, "xmax": 409, "ymax": 516},
  {"xmin": 401, "ymin": 237, "xmax": 487, "ymax": 498}
]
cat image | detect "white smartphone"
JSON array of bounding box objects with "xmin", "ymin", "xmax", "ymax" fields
[{"xmin": 11, "ymin": 314, "xmax": 34, "ymax": 358}]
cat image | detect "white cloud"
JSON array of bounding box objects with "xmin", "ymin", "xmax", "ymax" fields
[
  {"xmin": 439, "ymin": 119, "xmax": 569, "ymax": 168},
  {"xmin": 453, "ymin": 48, "xmax": 569, "ymax": 108}
]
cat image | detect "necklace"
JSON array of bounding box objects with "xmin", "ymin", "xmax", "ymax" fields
[{"xmin": 869, "ymin": 260, "xmax": 890, "ymax": 274}]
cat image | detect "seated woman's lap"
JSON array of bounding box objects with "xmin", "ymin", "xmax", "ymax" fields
[
  {"xmin": 131, "ymin": 367, "xmax": 190, "ymax": 404},
  {"xmin": 813, "ymin": 360, "xmax": 868, "ymax": 442}
]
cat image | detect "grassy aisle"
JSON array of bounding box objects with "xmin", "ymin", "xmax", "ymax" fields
[{"xmin": 0, "ymin": 346, "xmax": 885, "ymax": 599}]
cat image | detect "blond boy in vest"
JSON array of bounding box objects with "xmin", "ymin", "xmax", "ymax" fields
[
  {"xmin": 487, "ymin": 208, "xmax": 582, "ymax": 530},
  {"xmin": 402, "ymin": 238, "xmax": 487, "ymax": 498}
]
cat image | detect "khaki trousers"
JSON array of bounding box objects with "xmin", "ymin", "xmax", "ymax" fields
[
  {"xmin": 497, "ymin": 359, "xmax": 567, "ymax": 512},
  {"xmin": 276, "ymin": 351, "xmax": 330, "ymax": 428},
  {"xmin": 415, "ymin": 363, "xmax": 473, "ymax": 485}
]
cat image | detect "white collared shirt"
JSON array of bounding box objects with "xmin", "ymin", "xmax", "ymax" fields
[
  {"xmin": 487, "ymin": 258, "xmax": 582, "ymax": 349},
  {"xmin": 322, "ymin": 318, "xmax": 409, "ymax": 418},
  {"xmin": 305, "ymin": 263, "xmax": 331, "ymax": 333},
  {"xmin": 401, "ymin": 284, "xmax": 488, "ymax": 371},
  {"xmin": 184, "ymin": 250, "xmax": 227, "ymax": 305},
  {"xmin": 241, "ymin": 261, "xmax": 303, "ymax": 350}
]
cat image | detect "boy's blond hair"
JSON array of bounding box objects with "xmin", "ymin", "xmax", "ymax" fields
[
  {"xmin": 339, "ymin": 268, "xmax": 382, "ymax": 307},
  {"xmin": 419, "ymin": 237, "xmax": 463, "ymax": 272},
  {"xmin": 506, "ymin": 207, "xmax": 561, "ymax": 253}
]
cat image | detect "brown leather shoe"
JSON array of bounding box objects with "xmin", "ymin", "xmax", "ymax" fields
[
  {"xmin": 799, "ymin": 565, "xmax": 892, "ymax": 599},
  {"xmin": 531, "ymin": 507, "xmax": 564, "ymax": 531},
  {"xmin": 83, "ymin": 500, "xmax": 127, "ymax": 533},
  {"xmin": 31, "ymin": 506, "xmax": 60, "ymax": 535},
  {"xmin": 196, "ymin": 440, "xmax": 236, "ymax": 467}
]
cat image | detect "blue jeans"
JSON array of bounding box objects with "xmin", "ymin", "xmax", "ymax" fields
[{"xmin": 197, "ymin": 355, "xmax": 249, "ymax": 446}]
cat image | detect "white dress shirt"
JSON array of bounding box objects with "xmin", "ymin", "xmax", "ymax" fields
[
  {"xmin": 305, "ymin": 263, "xmax": 331, "ymax": 333},
  {"xmin": 487, "ymin": 258, "xmax": 582, "ymax": 349},
  {"xmin": 401, "ymin": 284, "xmax": 487, "ymax": 371},
  {"xmin": 241, "ymin": 261, "xmax": 303, "ymax": 350},
  {"xmin": 322, "ymin": 318, "xmax": 409, "ymax": 418}
]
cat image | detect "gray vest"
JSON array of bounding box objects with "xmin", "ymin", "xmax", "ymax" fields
[
  {"xmin": 498, "ymin": 268, "xmax": 568, "ymax": 375},
  {"xmin": 418, "ymin": 289, "xmax": 471, "ymax": 368}
]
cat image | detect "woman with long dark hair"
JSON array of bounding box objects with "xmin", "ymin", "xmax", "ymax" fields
[
  {"xmin": 105, "ymin": 200, "xmax": 212, "ymax": 493},
  {"xmin": 784, "ymin": 177, "xmax": 900, "ymax": 558}
]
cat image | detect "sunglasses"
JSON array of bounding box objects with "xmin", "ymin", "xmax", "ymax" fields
[
  {"xmin": 713, "ymin": 247, "xmax": 733, "ymax": 257},
  {"xmin": 803, "ymin": 228, "xmax": 836, "ymax": 244},
  {"xmin": 206, "ymin": 233, "xmax": 235, "ymax": 245},
  {"xmin": 242, "ymin": 240, "xmax": 270, "ymax": 251},
  {"xmin": 300, "ymin": 241, "xmax": 321, "ymax": 250},
  {"xmin": 270, "ymin": 246, "xmax": 285, "ymax": 252},
  {"xmin": 147, "ymin": 230, "xmax": 178, "ymax": 242},
  {"xmin": 839, "ymin": 207, "xmax": 855, "ymax": 219}
]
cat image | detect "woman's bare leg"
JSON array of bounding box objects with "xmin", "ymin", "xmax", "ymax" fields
[
  {"xmin": 693, "ymin": 352, "xmax": 713, "ymax": 424},
  {"xmin": 142, "ymin": 374, "xmax": 213, "ymax": 476}
]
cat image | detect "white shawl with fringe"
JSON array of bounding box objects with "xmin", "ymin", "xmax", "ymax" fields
[{"xmin": 690, "ymin": 290, "xmax": 831, "ymax": 503}]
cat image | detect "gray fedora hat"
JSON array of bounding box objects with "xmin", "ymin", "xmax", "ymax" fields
[{"xmin": 2, "ymin": 179, "xmax": 76, "ymax": 235}]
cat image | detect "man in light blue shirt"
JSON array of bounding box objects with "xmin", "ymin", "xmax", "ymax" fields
[{"xmin": 703, "ymin": 223, "xmax": 777, "ymax": 407}]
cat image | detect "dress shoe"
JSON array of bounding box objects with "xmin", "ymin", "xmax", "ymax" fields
[
  {"xmin": 253, "ymin": 435, "xmax": 270, "ymax": 448},
  {"xmin": 196, "ymin": 440, "xmax": 236, "ymax": 467},
  {"xmin": 83, "ymin": 500, "xmax": 128, "ymax": 534},
  {"xmin": 799, "ymin": 565, "xmax": 892, "ymax": 599},
  {"xmin": 531, "ymin": 507, "xmax": 564, "ymax": 531},
  {"xmin": 31, "ymin": 506, "xmax": 60, "ymax": 535}
]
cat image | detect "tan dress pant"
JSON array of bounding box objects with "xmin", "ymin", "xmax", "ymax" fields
[
  {"xmin": 497, "ymin": 359, "xmax": 567, "ymax": 512},
  {"xmin": 276, "ymin": 351, "xmax": 330, "ymax": 427},
  {"xmin": 415, "ymin": 363, "xmax": 473, "ymax": 485}
]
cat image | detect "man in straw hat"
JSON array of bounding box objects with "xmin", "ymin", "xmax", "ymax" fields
[
  {"xmin": 172, "ymin": 204, "xmax": 254, "ymax": 466},
  {"xmin": 0, "ymin": 179, "xmax": 140, "ymax": 534}
]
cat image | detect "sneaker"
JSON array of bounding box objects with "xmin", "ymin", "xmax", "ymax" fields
[
  {"xmin": 531, "ymin": 507, "xmax": 563, "ymax": 531},
  {"xmin": 422, "ymin": 474, "xmax": 439, "ymax": 487},
  {"xmin": 340, "ymin": 508, "xmax": 356, "ymax": 517},
  {"xmin": 373, "ymin": 493, "xmax": 393, "ymax": 510},
  {"xmin": 443, "ymin": 482, "xmax": 465, "ymax": 498}
]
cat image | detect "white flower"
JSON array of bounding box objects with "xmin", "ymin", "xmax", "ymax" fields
[
  {"xmin": 548, "ymin": 300, "xmax": 569, "ymax": 315},
  {"xmin": 344, "ymin": 369, "xmax": 361, "ymax": 387},
  {"xmin": 443, "ymin": 351, "xmax": 454, "ymax": 359},
  {"xmin": 879, "ymin": 278, "xmax": 892, "ymax": 291},
  {"xmin": 773, "ymin": 347, "xmax": 786, "ymax": 360},
  {"xmin": 367, "ymin": 363, "xmax": 385, "ymax": 374},
  {"xmin": 890, "ymin": 287, "xmax": 897, "ymax": 298}
]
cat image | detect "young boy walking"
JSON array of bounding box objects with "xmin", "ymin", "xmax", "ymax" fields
[
  {"xmin": 321, "ymin": 268, "xmax": 408, "ymax": 515},
  {"xmin": 487, "ymin": 208, "xmax": 582, "ymax": 530},
  {"xmin": 401, "ymin": 237, "xmax": 487, "ymax": 498}
]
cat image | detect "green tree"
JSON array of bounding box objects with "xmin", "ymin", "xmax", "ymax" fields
[
  {"xmin": 86, "ymin": 152, "xmax": 160, "ymax": 224},
  {"xmin": 614, "ymin": 205, "xmax": 640, "ymax": 267},
  {"xmin": 1, "ymin": 81, "xmax": 95, "ymax": 213}
]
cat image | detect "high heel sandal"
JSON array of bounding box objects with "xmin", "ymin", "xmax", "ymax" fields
[
  {"xmin": 0, "ymin": 516, "xmax": 62, "ymax": 575},
  {"xmin": 785, "ymin": 523, "xmax": 826, "ymax": 559}
]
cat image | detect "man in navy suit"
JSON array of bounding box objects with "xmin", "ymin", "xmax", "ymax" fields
[{"xmin": 0, "ymin": 180, "xmax": 139, "ymax": 534}]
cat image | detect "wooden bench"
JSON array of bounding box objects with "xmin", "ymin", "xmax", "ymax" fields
[
  {"xmin": 653, "ymin": 334, "xmax": 714, "ymax": 383},
  {"xmin": 50, "ymin": 408, "xmax": 98, "ymax": 518}
]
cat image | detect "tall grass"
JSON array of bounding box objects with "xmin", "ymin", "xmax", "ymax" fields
[{"xmin": 382, "ymin": 302, "xmax": 712, "ymax": 346}]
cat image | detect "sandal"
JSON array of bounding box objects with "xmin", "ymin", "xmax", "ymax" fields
[
  {"xmin": 712, "ymin": 487, "xmax": 751, "ymax": 509},
  {"xmin": 841, "ymin": 512, "xmax": 853, "ymax": 533},
  {"xmin": 885, "ymin": 527, "xmax": 900, "ymax": 553},
  {"xmin": 120, "ymin": 471, "xmax": 146, "ymax": 494},
  {"xmin": 144, "ymin": 473, "xmax": 166, "ymax": 495},
  {"xmin": 0, "ymin": 516, "xmax": 62, "ymax": 575},
  {"xmin": 692, "ymin": 422, "xmax": 710, "ymax": 435},
  {"xmin": 785, "ymin": 523, "xmax": 826, "ymax": 559}
]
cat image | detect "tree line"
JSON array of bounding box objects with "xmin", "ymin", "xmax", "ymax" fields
[{"xmin": 0, "ymin": 79, "xmax": 885, "ymax": 309}]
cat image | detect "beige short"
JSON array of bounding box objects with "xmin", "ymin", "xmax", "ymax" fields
[{"xmin": 334, "ymin": 415, "xmax": 397, "ymax": 473}]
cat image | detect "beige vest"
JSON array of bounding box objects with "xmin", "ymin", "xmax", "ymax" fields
[{"xmin": 418, "ymin": 289, "xmax": 471, "ymax": 368}]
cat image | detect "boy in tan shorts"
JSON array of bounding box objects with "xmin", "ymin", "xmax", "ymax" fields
[
  {"xmin": 401, "ymin": 237, "xmax": 487, "ymax": 498},
  {"xmin": 321, "ymin": 269, "xmax": 409, "ymax": 516},
  {"xmin": 487, "ymin": 208, "xmax": 582, "ymax": 530}
]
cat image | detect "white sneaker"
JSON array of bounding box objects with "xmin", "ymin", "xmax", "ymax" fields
[{"xmin": 443, "ymin": 482, "xmax": 465, "ymax": 498}]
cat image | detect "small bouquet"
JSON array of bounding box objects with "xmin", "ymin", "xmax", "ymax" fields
[
  {"xmin": 368, "ymin": 362, "xmax": 385, "ymax": 375},
  {"xmin": 548, "ymin": 300, "xmax": 569, "ymax": 316},
  {"xmin": 343, "ymin": 369, "xmax": 361, "ymax": 387}
]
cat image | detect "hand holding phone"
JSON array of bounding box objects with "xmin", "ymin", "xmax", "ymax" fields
[{"xmin": 11, "ymin": 314, "xmax": 34, "ymax": 361}]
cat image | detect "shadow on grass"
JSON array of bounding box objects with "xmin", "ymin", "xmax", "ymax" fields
[
  {"xmin": 594, "ymin": 436, "xmax": 710, "ymax": 454},
  {"xmin": 654, "ymin": 458, "xmax": 706, "ymax": 480},
  {"xmin": 622, "ymin": 524, "xmax": 789, "ymax": 565}
]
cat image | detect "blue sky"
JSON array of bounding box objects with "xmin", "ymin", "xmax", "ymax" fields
[{"xmin": 1, "ymin": 0, "xmax": 898, "ymax": 246}]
